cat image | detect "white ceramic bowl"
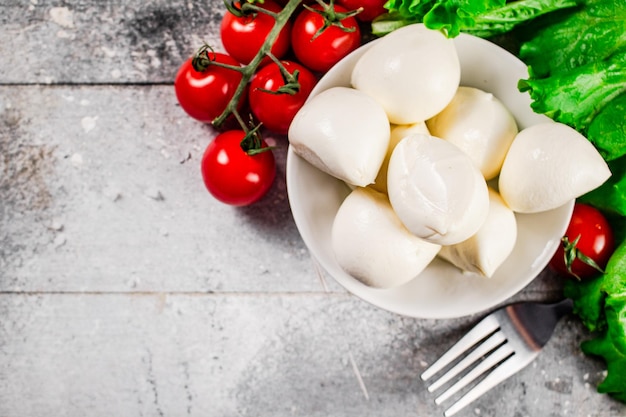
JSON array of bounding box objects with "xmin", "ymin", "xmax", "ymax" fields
[{"xmin": 286, "ymin": 30, "xmax": 574, "ymax": 319}]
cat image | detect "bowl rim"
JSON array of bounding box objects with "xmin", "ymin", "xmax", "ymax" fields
[{"xmin": 286, "ymin": 28, "xmax": 574, "ymax": 319}]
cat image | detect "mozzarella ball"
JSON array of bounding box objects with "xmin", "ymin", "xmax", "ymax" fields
[
  {"xmin": 370, "ymin": 122, "xmax": 430, "ymax": 194},
  {"xmin": 332, "ymin": 187, "xmax": 441, "ymax": 288},
  {"xmin": 498, "ymin": 122, "xmax": 611, "ymax": 213},
  {"xmin": 438, "ymin": 188, "xmax": 517, "ymax": 278},
  {"xmin": 351, "ymin": 24, "xmax": 460, "ymax": 124},
  {"xmin": 288, "ymin": 87, "xmax": 390, "ymax": 187},
  {"xmin": 426, "ymin": 86, "xmax": 518, "ymax": 180},
  {"xmin": 387, "ymin": 133, "xmax": 489, "ymax": 245}
]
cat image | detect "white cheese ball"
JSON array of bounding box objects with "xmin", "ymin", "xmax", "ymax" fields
[
  {"xmin": 351, "ymin": 23, "xmax": 460, "ymax": 125},
  {"xmin": 387, "ymin": 133, "xmax": 489, "ymax": 245},
  {"xmin": 438, "ymin": 188, "xmax": 517, "ymax": 278},
  {"xmin": 332, "ymin": 187, "xmax": 441, "ymax": 288},
  {"xmin": 498, "ymin": 122, "xmax": 611, "ymax": 213},
  {"xmin": 288, "ymin": 87, "xmax": 390, "ymax": 187},
  {"xmin": 426, "ymin": 86, "xmax": 518, "ymax": 180},
  {"xmin": 371, "ymin": 122, "xmax": 430, "ymax": 194}
]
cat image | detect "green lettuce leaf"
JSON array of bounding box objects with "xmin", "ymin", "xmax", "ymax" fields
[
  {"xmin": 379, "ymin": 0, "xmax": 505, "ymax": 37},
  {"xmin": 519, "ymin": 0, "xmax": 626, "ymax": 78},
  {"xmin": 564, "ymin": 274, "xmax": 608, "ymax": 331},
  {"xmin": 466, "ymin": 0, "xmax": 578, "ymax": 38},
  {"xmin": 564, "ymin": 237, "xmax": 626, "ymax": 331},
  {"xmin": 516, "ymin": 0, "xmax": 626, "ymax": 170},
  {"xmin": 581, "ymin": 294, "xmax": 626, "ymax": 402},
  {"xmin": 565, "ymin": 236, "xmax": 626, "ymax": 402},
  {"xmin": 518, "ymin": 50, "xmax": 626, "ymax": 132},
  {"xmin": 587, "ymin": 93, "xmax": 626, "ymax": 162},
  {"xmin": 374, "ymin": 0, "xmax": 574, "ymax": 37},
  {"xmin": 383, "ymin": 0, "xmax": 438, "ymax": 18}
]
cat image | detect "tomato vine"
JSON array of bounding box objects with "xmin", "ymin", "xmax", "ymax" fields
[
  {"xmin": 192, "ymin": 0, "xmax": 303, "ymax": 135},
  {"xmin": 189, "ymin": 0, "xmax": 364, "ymax": 138},
  {"xmin": 177, "ymin": 0, "xmax": 367, "ymax": 205}
]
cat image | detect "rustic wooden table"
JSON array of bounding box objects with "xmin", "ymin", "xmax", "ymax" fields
[{"xmin": 1, "ymin": 1, "xmax": 624, "ymax": 416}]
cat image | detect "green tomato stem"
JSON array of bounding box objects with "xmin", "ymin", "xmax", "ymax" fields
[
  {"xmin": 306, "ymin": 0, "xmax": 362, "ymax": 41},
  {"xmin": 257, "ymin": 52, "xmax": 301, "ymax": 95},
  {"xmin": 224, "ymin": 0, "xmax": 280, "ymax": 19},
  {"xmin": 192, "ymin": 44, "xmax": 245, "ymax": 73},
  {"xmin": 211, "ymin": 0, "xmax": 304, "ymax": 131},
  {"xmin": 561, "ymin": 235, "xmax": 606, "ymax": 280}
]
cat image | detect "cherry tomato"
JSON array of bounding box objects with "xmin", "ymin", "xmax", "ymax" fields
[
  {"xmin": 201, "ymin": 130, "xmax": 276, "ymax": 206},
  {"xmin": 174, "ymin": 52, "xmax": 244, "ymax": 123},
  {"xmin": 291, "ymin": 3, "xmax": 361, "ymax": 73},
  {"xmin": 249, "ymin": 61, "xmax": 317, "ymax": 135},
  {"xmin": 220, "ymin": 0, "xmax": 292, "ymax": 65},
  {"xmin": 336, "ymin": 0, "xmax": 387, "ymax": 21},
  {"xmin": 549, "ymin": 203, "xmax": 615, "ymax": 279}
]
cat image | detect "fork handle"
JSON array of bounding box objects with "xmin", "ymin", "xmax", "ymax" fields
[
  {"xmin": 505, "ymin": 298, "xmax": 573, "ymax": 348},
  {"xmin": 552, "ymin": 298, "xmax": 574, "ymax": 318}
]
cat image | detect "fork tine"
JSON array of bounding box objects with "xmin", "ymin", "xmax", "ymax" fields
[
  {"xmin": 421, "ymin": 315, "xmax": 499, "ymax": 381},
  {"xmin": 443, "ymin": 350, "xmax": 532, "ymax": 417},
  {"xmin": 426, "ymin": 330, "xmax": 507, "ymax": 392},
  {"xmin": 435, "ymin": 342, "xmax": 514, "ymax": 406}
]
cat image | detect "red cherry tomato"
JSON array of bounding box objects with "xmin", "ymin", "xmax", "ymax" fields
[
  {"xmin": 201, "ymin": 130, "xmax": 276, "ymax": 206},
  {"xmin": 249, "ymin": 61, "xmax": 318, "ymax": 135},
  {"xmin": 549, "ymin": 203, "xmax": 615, "ymax": 279},
  {"xmin": 336, "ymin": 0, "xmax": 387, "ymax": 21},
  {"xmin": 174, "ymin": 52, "xmax": 244, "ymax": 123},
  {"xmin": 291, "ymin": 3, "xmax": 361, "ymax": 73},
  {"xmin": 220, "ymin": 0, "xmax": 292, "ymax": 65}
]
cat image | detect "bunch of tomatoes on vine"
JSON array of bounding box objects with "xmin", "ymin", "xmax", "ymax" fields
[
  {"xmin": 174, "ymin": 0, "xmax": 387, "ymax": 206},
  {"xmin": 173, "ymin": 0, "xmax": 617, "ymax": 283}
]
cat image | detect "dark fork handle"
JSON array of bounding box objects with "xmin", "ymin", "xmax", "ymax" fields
[{"xmin": 503, "ymin": 298, "xmax": 573, "ymax": 349}]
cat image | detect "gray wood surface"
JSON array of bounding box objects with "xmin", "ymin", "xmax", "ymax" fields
[{"xmin": 1, "ymin": 1, "xmax": 625, "ymax": 416}]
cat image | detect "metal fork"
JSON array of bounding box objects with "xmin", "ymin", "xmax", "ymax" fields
[{"xmin": 421, "ymin": 298, "xmax": 573, "ymax": 416}]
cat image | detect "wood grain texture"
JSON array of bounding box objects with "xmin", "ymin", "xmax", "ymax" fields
[
  {"xmin": 0, "ymin": 85, "xmax": 323, "ymax": 292},
  {"xmin": 0, "ymin": 294, "xmax": 619, "ymax": 417},
  {"xmin": 0, "ymin": 1, "xmax": 625, "ymax": 417},
  {"xmin": 0, "ymin": 1, "xmax": 224, "ymax": 84}
]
